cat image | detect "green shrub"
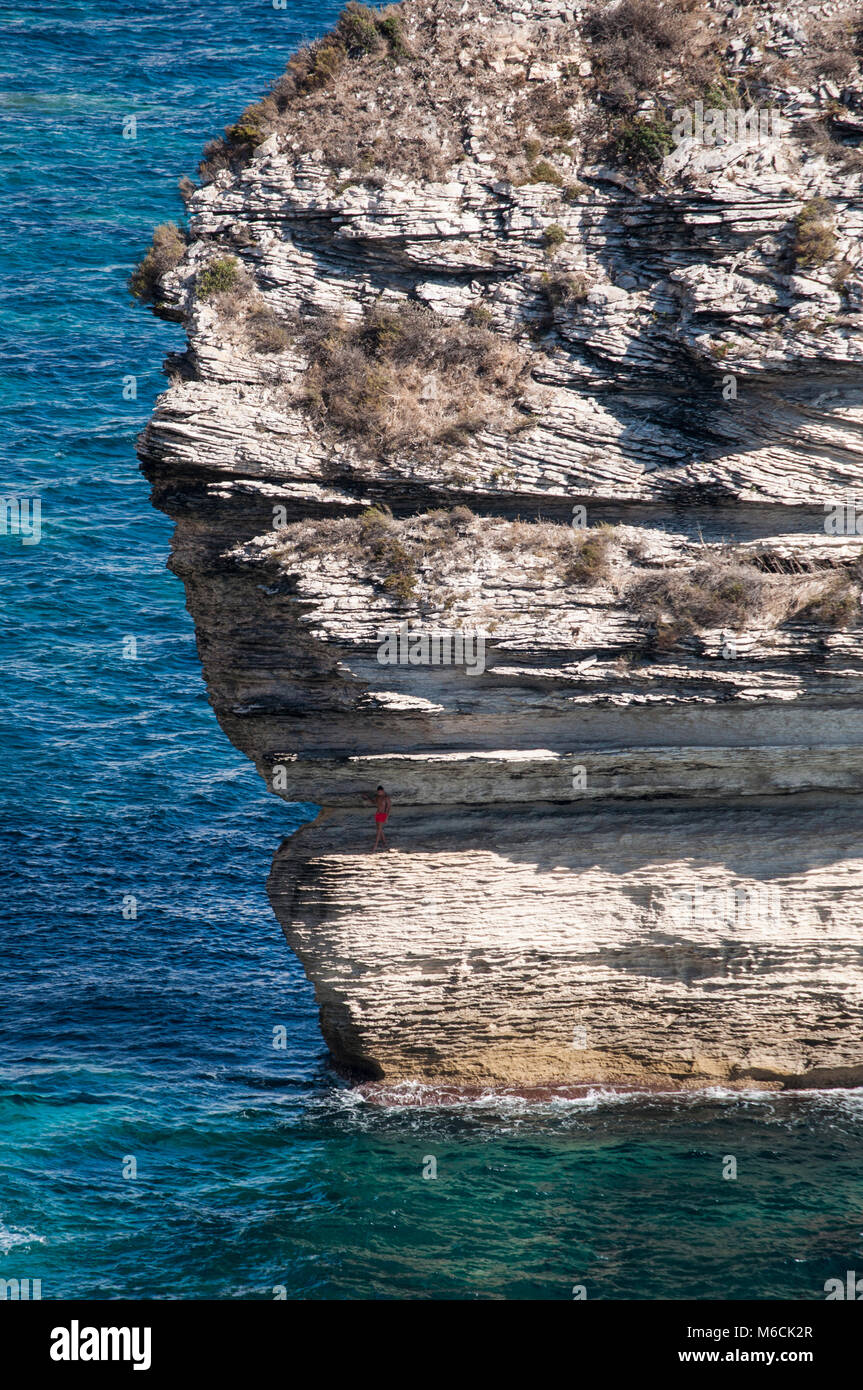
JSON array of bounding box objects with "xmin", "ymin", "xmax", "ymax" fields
[
  {"xmin": 197, "ymin": 256, "xmax": 241, "ymax": 299},
  {"xmin": 377, "ymin": 12, "xmax": 411, "ymax": 57},
  {"xmin": 225, "ymin": 106, "xmax": 268, "ymax": 154},
  {"xmin": 336, "ymin": 3, "xmax": 384, "ymax": 56},
  {"xmin": 302, "ymin": 39, "xmax": 348, "ymax": 90},
  {"xmin": 129, "ymin": 223, "xmax": 186, "ymax": 303},
  {"xmin": 612, "ymin": 116, "xmax": 675, "ymax": 169},
  {"xmin": 543, "ymin": 223, "xmax": 567, "ymax": 252},
  {"xmin": 530, "ymin": 159, "xmax": 564, "ymax": 186}
]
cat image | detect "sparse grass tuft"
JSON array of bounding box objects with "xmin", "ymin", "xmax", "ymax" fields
[
  {"xmin": 794, "ymin": 574, "xmax": 860, "ymax": 628},
  {"xmin": 563, "ymin": 527, "xmax": 615, "ymax": 585},
  {"xmin": 629, "ymin": 557, "xmax": 770, "ymax": 639},
  {"xmin": 792, "ymin": 198, "xmax": 837, "ymax": 269}
]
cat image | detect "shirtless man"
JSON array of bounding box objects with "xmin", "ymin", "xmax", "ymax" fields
[{"xmin": 363, "ymin": 784, "xmax": 392, "ymax": 851}]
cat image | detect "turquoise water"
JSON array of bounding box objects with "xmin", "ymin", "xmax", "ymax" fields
[{"xmin": 2, "ymin": 0, "xmax": 862, "ymax": 1301}]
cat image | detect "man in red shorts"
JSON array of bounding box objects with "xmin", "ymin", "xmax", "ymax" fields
[{"xmin": 363, "ymin": 784, "xmax": 392, "ymax": 852}]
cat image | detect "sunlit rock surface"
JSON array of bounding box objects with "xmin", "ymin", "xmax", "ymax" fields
[{"xmin": 140, "ymin": 0, "xmax": 863, "ymax": 1088}]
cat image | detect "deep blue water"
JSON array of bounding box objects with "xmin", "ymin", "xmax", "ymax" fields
[{"xmin": 1, "ymin": 0, "xmax": 862, "ymax": 1301}]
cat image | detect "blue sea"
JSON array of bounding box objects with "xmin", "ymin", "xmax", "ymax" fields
[{"xmin": 1, "ymin": 0, "xmax": 862, "ymax": 1301}]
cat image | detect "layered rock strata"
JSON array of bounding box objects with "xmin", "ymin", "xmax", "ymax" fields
[{"xmin": 139, "ymin": 0, "xmax": 863, "ymax": 1087}]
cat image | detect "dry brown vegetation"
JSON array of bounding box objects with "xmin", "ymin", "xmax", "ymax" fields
[
  {"xmin": 357, "ymin": 505, "xmax": 418, "ymax": 602},
  {"xmin": 801, "ymin": 12, "xmax": 863, "ymax": 84},
  {"xmin": 564, "ymin": 527, "xmax": 616, "ymax": 585},
  {"xmin": 191, "ymin": 263, "xmax": 294, "ymax": 354},
  {"xmin": 792, "ymin": 198, "xmax": 837, "ymax": 269},
  {"xmin": 487, "ymin": 518, "xmax": 619, "ymax": 587},
  {"xmin": 629, "ymin": 552, "xmax": 860, "ymax": 646},
  {"xmin": 191, "ymin": 1, "xmax": 595, "ymax": 187},
  {"xmin": 582, "ymin": 0, "xmax": 733, "ymax": 170},
  {"xmin": 199, "ymin": 2, "xmax": 446, "ymax": 183},
  {"xmin": 294, "ymin": 301, "xmax": 530, "ymax": 458},
  {"xmin": 793, "ymin": 573, "xmax": 861, "ymax": 627},
  {"xmin": 582, "ymin": 0, "xmax": 863, "ymax": 173},
  {"xmin": 540, "ymin": 272, "xmax": 591, "ymax": 312},
  {"xmin": 271, "ymin": 509, "xmax": 621, "ymax": 607},
  {"xmin": 129, "ymin": 223, "xmax": 186, "ymax": 304},
  {"xmin": 799, "ymin": 117, "xmax": 863, "ymax": 172},
  {"xmin": 245, "ymin": 303, "xmax": 292, "ymax": 354},
  {"xmin": 630, "ymin": 557, "xmax": 773, "ymax": 642},
  {"xmin": 270, "ymin": 511, "xmax": 861, "ymax": 637},
  {"xmin": 585, "ymin": 0, "xmax": 713, "ymax": 113},
  {"xmin": 186, "ymin": 0, "xmax": 863, "ymax": 194}
]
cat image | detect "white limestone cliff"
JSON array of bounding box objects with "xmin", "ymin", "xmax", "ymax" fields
[{"xmin": 139, "ymin": 0, "xmax": 863, "ymax": 1088}]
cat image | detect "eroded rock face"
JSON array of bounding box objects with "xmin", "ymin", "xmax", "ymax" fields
[
  {"xmin": 268, "ymin": 799, "xmax": 863, "ymax": 1087},
  {"xmin": 139, "ymin": 0, "xmax": 863, "ymax": 1089}
]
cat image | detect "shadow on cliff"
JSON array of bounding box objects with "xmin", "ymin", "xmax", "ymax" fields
[
  {"xmin": 274, "ymin": 794, "xmax": 863, "ymax": 883},
  {"xmin": 550, "ymin": 186, "xmax": 863, "ymax": 528}
]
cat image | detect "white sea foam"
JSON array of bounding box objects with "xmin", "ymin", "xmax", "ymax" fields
[
  {"xmin": 0, "ymin": 1220, "xmax": 45, "ymax": 1255},
  {"xmin": 324, "ymin": 1080, "xmax": 863, "ymax": 1121}
]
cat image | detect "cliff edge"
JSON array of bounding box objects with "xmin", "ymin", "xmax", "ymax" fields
[{"xmin": 137, "ymin": 0, "xmax": 863, "ymax": 1088}]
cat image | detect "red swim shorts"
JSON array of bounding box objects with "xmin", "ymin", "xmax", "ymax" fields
[{"xmin": 375, "ymin": 813, "xmax": 388, "ymax": 824}]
